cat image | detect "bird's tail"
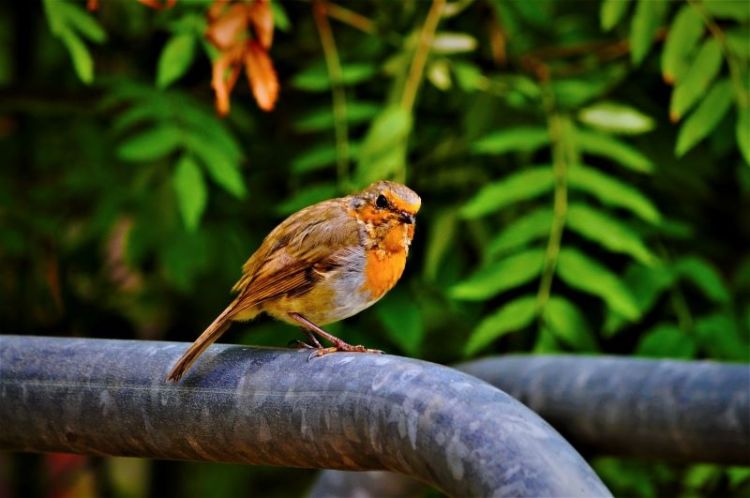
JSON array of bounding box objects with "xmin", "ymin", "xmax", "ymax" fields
[{"xmin": 166, "ymin": 301, "xmax": 258, "ymax": 382}]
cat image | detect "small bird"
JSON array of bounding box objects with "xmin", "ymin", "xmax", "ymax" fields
[{"xmin": 167, "ymin": 180, "xmax": 421, "ymax": 382}]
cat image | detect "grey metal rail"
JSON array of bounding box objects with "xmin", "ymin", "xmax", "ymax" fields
[
  {"xmin": 0, "ymin": 336, "xmax": 611, "ymax": 497},
  {"xmin": 310, "ymin": 355, "xmax": 749, "ymax": 498},
  {"xmin": 460, "ymin": 355, "xmax": 750, "ymax": 464}
]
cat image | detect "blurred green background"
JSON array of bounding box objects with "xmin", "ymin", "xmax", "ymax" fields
[{"xmin": 0, "ymin": 0, "xmax": 748, "ymax": 496}]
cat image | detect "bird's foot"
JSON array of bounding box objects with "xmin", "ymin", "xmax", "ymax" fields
[{"xmin": 307, "ymin": 342, "xmax": 384, "ymax": 360}]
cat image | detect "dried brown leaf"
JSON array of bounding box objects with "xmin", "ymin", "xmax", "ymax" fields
[
  {"xmin": 206, "ymin": 3, "xmax": 249, "ymax": 49},
  {"xmin": 244, "ymin": 40, "xmax": 278, "ymax": 111},
  {"xmin": 212, "ymin": 44, "xmax": 244, "ymax": 115},
  {"xmin": 249, "ymin": 0, "xmax": 274, "ymax": 49}
]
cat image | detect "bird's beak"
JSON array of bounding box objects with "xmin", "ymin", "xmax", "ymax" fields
[{"xmin": 399, "ymin": 211, "xmax": 415, "ymax": 224}]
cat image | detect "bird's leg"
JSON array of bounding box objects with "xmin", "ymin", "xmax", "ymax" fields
[
  {"xmin": 287, "ymin": 312, "xmax": 384, "ymax": 358},
  {"xmin": 287, "ymin": 330, "xmax": 322, "ymax": 349},
  {"xmin": 301, "ymin": 329, "xmax": 323, "ymax": 348}
]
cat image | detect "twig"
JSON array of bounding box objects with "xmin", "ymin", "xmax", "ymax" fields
[
  {"xmin": 325, "ymin": 3, "xmax": 376, "ymax": 35},
  {"xmin": 536, "ymin": 90, "xmax": 573, "ymax": 312},
  {"xmin": 313, "ymin": 0, "xmax": 350, "ymax": 190},
  {"xmin": 400, "ymin": 0, "xmax": 446, "ymax": 112}
]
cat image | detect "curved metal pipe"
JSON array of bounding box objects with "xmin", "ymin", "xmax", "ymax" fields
[
  {"xmin": 0, "ymin": 336, "xmax": 611, "ymax": 497},
  {"xmin": 459, "ymin": 355, "xmax": 750, "ymax": 464},
  {"xmin": 310, "ymin": 355, "xmax": 748, "ymax": 497}
]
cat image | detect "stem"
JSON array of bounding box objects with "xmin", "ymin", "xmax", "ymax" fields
[
  {"xmin": 325, "ymin": 3, "xmax": 376, "ymax": 35},
  {"xmin": 688, "ymin": 0, "xmax": 750, "ymax": 107},
  {"xmin": 313, "ymin": 1, "xmax": 350, "ymax": 190},
  {"xmin": 400, "ymin": 0, "xmax": 446, "ymax": 112},
  {"xmin": 536, "ymin": 90, "xmax": 573, "ymax": 312}
]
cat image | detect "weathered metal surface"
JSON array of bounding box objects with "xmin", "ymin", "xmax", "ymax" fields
[
  {"xmin": 460, "ymin": 355, "xmax": 750, "ymax": 464},
  {"xmin": 309, "ymin": 355, "xmax": 749, "ymax": 498},
  {"xmin": 0, "ymin": 336, "xmax": 611, "ymax": 497}
]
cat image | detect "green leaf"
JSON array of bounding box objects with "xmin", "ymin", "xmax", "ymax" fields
[
  {"xmin": 601, "ymin": 0, "xmax": 631, "ymax": 31},
  {"xmin": 460, "ymin": 166, "xmax": 555, "ymax": 219},
  {"xmin": 112, "ymin": 104, "xmax": 163, "ymax": 134},
  {"xmin": 675, "ymin": 78, "xmax": 733, "ymax": 156},
  {"xmin": 674, "ymin": 256, "xmax": 730, "ymax": 303},
  {"xmin": 57, "ymin": 1, "xmax": 107, "ymax": 43},
  {"xmin": 356, "ymin": 106, "xmax": 413, "ymax": 185},
  {"xmin": 567, "ymin": 203, "xmax": 658, "ymax": 265},
  {"xmin": 186, "ymin": 134, "xmax": 246, "ymax": 198},
  {"xmin": 533, "ymin": 326, "xmax": 560, "ymax": 354},
  {"xmin": 557, "ymin": 248, "xmax": 640, "ymax": 320},
  {"xmin": 452, "ymin": 61, "xmax": 487, "ymax": 92},
  {"xmin": 471, "ymin": 126, "xmax": 550, "ymax": 155},
  {"xmin": 172, "ymin": 155, "xmax": 207, "ymax": 231},
  {"xmin": 160, "ymin": 229, "xmax": 209, "ymax": 292},
  {"xmin": 702, "ymin": 0, "xmax": 750, "ymax": 20},
  {"xmin": 157, "ymin": 33, "xmax": 196, "ymax": 89},
  {"xmin": 464, "ymin": 295, "xmax": 537, "ymax": 356},
  {"xmin": 43, "ymin": 0, "xmax": 65, "ymax": 35},
  {"xmin": 487, "ymin": 207, "xmax": 552, "ymax": 257},
  {"xmin": 117, "ymin": 126, "xmax": 182, "ymax": 161},
  {"xmin": 449, "ymin": 249, "xmax": 545, "ymax": 301},
  {"xmin": 376, "ymin": 288, "xmax": 424, "ymax": 356},
  {"xmin": 694, "ymin": 313, "xmax": 748, "ymax": 361},
  {"xmin": 568, "ymin": 165, "xmax": 661, "ymax": 223},
  {"xmin": 59, "ymin": 28, "xmax": 94, "ymax": 84},
  {"xmin": 636, "ymin": 323, "xmax": 696, "ymax": 358},
  {"xmin": 662, "ymin": 5, "xmax": 705, "ymax": 84},
  {"xmin": 275, "ymin": 183, "xmax": 339, "ymax": 215},
  {"xmin": 291, "ymin": 145, "xmax": 338, "ymax": 174},
  {"xmin": 431, "ymin": 32, "xmax": 478, "ymax": 54},
  {"xmin": 270, "ymin": 0, "xmax": 291, "ymax": 31},
  {"xmin": 670, "ymin": 38, "xmax": 723, "ymax": 121},
  {"xmin": 728, "ymin": 467, "xmax": 750, "ymax": 489},
  {"xmin": 575, "ymin": 129, "xmax": 654, "ymax": 172},
  {"xmin": 427, "ymin": 59, "xmax": 452, "ymax": 91},
  {"xmin": 424, "ymin": 209, "xmax": 458, "ymax": 282},
  {"xmin": 630, "ymin": 0, "xmax": 669, "ymax": 65},
  {"xmin": 738, "ymin": 106, "xmax": 750, "ymax": 166},
  {"xmin": 291, "ymin": 63, "xmax": 377, "ymax": 92},
  {"xmin": 552, "ymin": 77, "xmax": 617, "ymax": 109},
  {"xmin": 726, "ymin": 26, "xmax": 750, "ymax": 60},
  {"xmin": 544, "ymin": 296, "xmax": 597, "ymax": 351},
  {"xmin": 295, "ymin": 102, "xmax": 381, "ymax": 132},
  {"xmin": 178, "ymin": 102, "xmax": 244, "ymax": 162},
  {"xmin": 604, "ymin": 262, "xmax": 675, "ymax": 336},
  {"xmin": 577, "ymin": 102, "xmax": 655, "ymax": 136}
]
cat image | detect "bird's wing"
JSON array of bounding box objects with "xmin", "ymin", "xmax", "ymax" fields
[{"xmin": 229, "ymin": 199, "xmax": 360, "ymax": 314}]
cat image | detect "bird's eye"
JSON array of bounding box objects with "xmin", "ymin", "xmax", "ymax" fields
[{"xmin": 376, "ymin": 194, "xmax": 389, "ymax": 209}]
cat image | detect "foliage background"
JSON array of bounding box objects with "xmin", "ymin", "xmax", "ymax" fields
[{"xmin": 0, "ymin": 0, "xmax": 748, "ymax": 496}]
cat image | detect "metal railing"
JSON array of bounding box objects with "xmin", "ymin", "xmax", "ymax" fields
[
  {"xmin": 310, "ymin": 355, "xmax": 750, "ymax": 497},
  {"xmin": 0, "ymin": 336, "xmax": 612, "ymax": 497}
]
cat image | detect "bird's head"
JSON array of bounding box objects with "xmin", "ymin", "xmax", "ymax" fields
[{"xmin": 350, "ymin": 181, "xmax": 421, "ymax": 229}]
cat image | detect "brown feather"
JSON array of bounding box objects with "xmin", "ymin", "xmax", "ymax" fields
[{"xmin": 166, "ymin": 299, "xmax": 254, "ymax": 382}]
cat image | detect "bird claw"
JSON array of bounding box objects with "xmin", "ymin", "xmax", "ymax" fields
[
  {"xmin": 306, "ymin": 344, "xmax": 385, "ymax": 361},
  {"xmin": 289, "ymin": 339, "xmax": 315, "ymax": 350},
  {"xmin": 307, "ymin": 347, "xmax": 337, "ymax": 361}
]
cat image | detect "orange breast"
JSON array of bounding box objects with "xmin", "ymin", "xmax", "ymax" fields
[
  {"xmin": 362, "ymin": 225, "xmax": 410, "ymax": 300},
  {"xmin": 363, "ymin": 248, "xmax": 407, "ymax": 300}
]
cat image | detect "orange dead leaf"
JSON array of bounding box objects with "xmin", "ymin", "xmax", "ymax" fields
[
  {"xmin": 138, "ymin": 0, "xmax": 177, "ymax": 9},
  {"xmin": 208, "ymin": 0, "xmax": 230, "ymax": 20},
  {"xmin": 244, "ymin": 40, "xmax": 279, "ymax": 111},
  {"xmin": 206, "ymin": 3, "xmax": 251, "ymax": 50},
  {"xmin": 249, "ymin": 0, "xmax": 274, "ymax": 49},
  {"xmin": 87, "ymin": 0, "xmax": 99, "ymax": 11},
  {"xmin": 212, "ymin": 44, "xmax": 245, "ymax": 116}
]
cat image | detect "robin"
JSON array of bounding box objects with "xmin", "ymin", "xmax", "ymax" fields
[{"xmin": 167, "ymin": 180, "xmax": 421, "ymax": 382}]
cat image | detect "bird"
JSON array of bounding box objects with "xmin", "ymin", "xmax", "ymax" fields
[{"xmin": 166, "ymin": 180, "xmax": 421, "ymax": 382}]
